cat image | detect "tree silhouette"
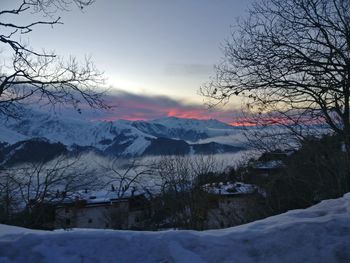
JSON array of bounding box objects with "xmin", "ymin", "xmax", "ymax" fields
[
  {"xmin": 0, "ymin": 0, "xmax": 109, "ymax": 118},
  {"xmin": 202, "ymin": 0, "xmax": 350, "ymax": 149}
]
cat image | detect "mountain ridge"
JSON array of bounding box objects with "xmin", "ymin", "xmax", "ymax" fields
[{"xmin": 0, "ymin": 108, "xmax": 246, "ymax": 164}]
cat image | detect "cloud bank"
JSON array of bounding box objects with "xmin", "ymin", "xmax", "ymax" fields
[
  {"xmin": 99, "ymin": 91, "xmax": 243, "ymax": 124},
  {"xmin": 34, "ymin": 90, "xmax": 248, "ymax": 125}
]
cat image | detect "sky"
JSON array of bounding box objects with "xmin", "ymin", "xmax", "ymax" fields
[{"xmin": 2, "ymin": 0, "xmax": 253, "ymax": 124}]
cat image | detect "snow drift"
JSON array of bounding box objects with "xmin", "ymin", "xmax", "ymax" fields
[{"xmin": 1, "ymin": 193, "xmax": 350, "ymax": 263}]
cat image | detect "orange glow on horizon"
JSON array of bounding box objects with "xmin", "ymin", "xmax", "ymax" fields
[
  {"xmin": 166, "ymin": 108, "xmax": 210, "ymax": 120},
  {"xmin": 90, "ymin": 106, "xmax": 325, "ymax": 127},
  {"xmin": 229, "ymin": 121, "xmax": 257, "ymax": 127}
]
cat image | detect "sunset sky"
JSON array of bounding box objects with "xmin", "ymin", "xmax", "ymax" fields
[{"xmin": 2, "ymin": 0, "xmax": 253, "ymax": 124}]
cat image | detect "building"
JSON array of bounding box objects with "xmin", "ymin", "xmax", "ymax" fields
[
  {"xmin": 203, "ymin": 182, "xmax": 267, "ymax": 229},
  {"xmin": 55, "ymin": 189, "xmax": 150, "ymax": 230},
  {"xmin": 251, "ymin": 159, "xmax": 284, "ymax": 177},
  {"xmin": 248, "ymin": 149, "xmax": 295, "ymax": 178}
]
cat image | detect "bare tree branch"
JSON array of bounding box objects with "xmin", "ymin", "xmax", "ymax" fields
[
  {"xmin": 202, "ymin": 0, "xmax": 350, "ymax": 149},
  {"xmin": 0, "ymin": 0, "xmax": 110, "ymax": 118}
]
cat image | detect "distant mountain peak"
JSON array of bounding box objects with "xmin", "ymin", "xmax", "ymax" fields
[{"xmin": 150, "ymin": 116, "xmax": 233, "ymax": 130}]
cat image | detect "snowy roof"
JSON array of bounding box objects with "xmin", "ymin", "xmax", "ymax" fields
[
  {"xmin": 57, "ymin": 188, "xmax": 145, "ymax": 206},
  {"xmin": 203, "ymin": 182, "xmax": 258, "ymax": 196},
  {"xmin": 74, "ymin": 190, "xmax": 121, "ymax": 204},
  {"xmin": 252, "ymin": 160, "xmax": 284, "ymax": 170}
]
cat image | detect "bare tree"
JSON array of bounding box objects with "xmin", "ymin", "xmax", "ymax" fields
[
  {"xmin": 190, "ymin": 155, "xmax": 224, "ymax": 178},
  {"xmin": 154, "ymin": 155, "xmax": 221, "ymax": 229},
  {"xmin": 0, "ymin": 155, "xmax": 100, "ymax": 227},
  {"xmin": 0, "ymin": 166, "xmax": 20, "ymax": 222},
  {"xmin": 202, "ymin": 0, "xmax": 350, "ymax": 150},
  {"xmin": 100, "ymin": 158, "xmax": 153, "ymax": 199},
  {"xmin": 0, "ymin": 0, "xmax": 109, "ymax": 118}
]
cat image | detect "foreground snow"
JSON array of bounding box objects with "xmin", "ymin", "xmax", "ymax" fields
[{"xmin": 1, "ymin": 193, "xmax": 350, "ymax": 263}]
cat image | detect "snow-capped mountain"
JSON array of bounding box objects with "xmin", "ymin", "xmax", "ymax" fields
[
  {"xmin": 2, "ymin": 110, "xmax": 155, "ymax": 156},
  {"xmin": 0, "ymin": 108, "xmax": 246, "ymax": 163},
  {"xmin": 150, "ymin": 116, "xmax": 233, "ymax": 130},
  {"xmin": 128, "ymin": 117, "xmax": 238, "ymax": 141}
]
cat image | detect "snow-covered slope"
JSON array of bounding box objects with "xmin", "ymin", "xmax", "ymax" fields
[
  {"xmin": 150, "ymin": 116, "xmax": 248, "ymax": 145},
  {"xmin": 1, "ymin": 109, "xmax": 155, "ymax": 156},
  {"xmin": 4, "ymin": 112, "xmax": 148, "ymax": 147},
  {"xmin": 125, "ymin": 116, "xmax": 242, "ymax": 142},
  {"xmin": 0, "ymin": 108, "xmax": 247, "ymax": 158},
  {"xmin": 1, "ymin": 193, "xmax": 350, "ymax": 263}
]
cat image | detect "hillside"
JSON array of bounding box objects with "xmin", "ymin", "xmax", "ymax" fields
[{"xmin": 0, "ymin": 193, "xmax": 349, "ymax": 263}]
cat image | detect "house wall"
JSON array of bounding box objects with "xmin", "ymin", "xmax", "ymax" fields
[
  {"xmin": 128, "ymin": 210, "xmax": 147, "ymax": 229},
  {"xmin": 205, "ymin": 194, "xmax": 266, "ymax": 229},
  {"xmin": 75, "ymin": 206, "xmax": 115, "ymax": 229},
  {"xmin": 55, "ymin": 201, "xmax": 129, "ymax": 229},
  {"xmin": 55, "ymin": 200, "xmax": 150, "ymax": 230}
]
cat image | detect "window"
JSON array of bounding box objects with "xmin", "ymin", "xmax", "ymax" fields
[
  {"xmin": 65, "ymin": 207, "xmax": 69, "ymax": 214},
  {"xmin": 88, "ymin": 218, "xmax": 93, "ymax": 224},
  {"xmin": 65, "ymin": 218, "xmax": 71, "ymax": 226}
]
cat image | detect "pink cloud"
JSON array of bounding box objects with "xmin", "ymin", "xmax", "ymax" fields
[{"xmin": 91, "ymin": 91, "xmax": 243, "ymax": 124}]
